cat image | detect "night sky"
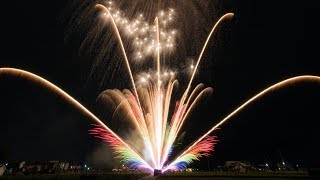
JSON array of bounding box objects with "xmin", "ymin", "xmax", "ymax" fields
[{"xmin": 1, "ymin": 1, "xmax": 319, "ymax": 169}]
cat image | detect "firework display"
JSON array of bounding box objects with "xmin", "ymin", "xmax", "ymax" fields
[
  {"xmin": 92, "ymin": 3, "xmax": 233, "ymax": 172},
  {"xmin": 1, "ymin": 1, "xmax": 319, "ymax": 175}
]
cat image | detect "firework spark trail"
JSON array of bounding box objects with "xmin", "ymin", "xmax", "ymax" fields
[
  {"xmin": 185, "ymin": 13, "xmax": 234, "ymax": 98},
  {"xmin": 155, "ymin": 17, "xmax": 161, "ymax": 81},
  {"xmin": 154, "ymin": 16, "xmax": 162, "ymax": 169},
  {"xmin": 95, "ymin": 4, "xmax": 141, "ymax": 108},
  {"xmin": 160, "ymin": 83, "xmax": 206, "ymax": 167},
  {"xmin": 177, "ymin": 87, "xmax": 213, "ymax": 133},
  {"xmin": 164, "ymin": 75, "xmax": 320, "ymax": 171},
  {"xmin": 96, "ymin": 5, "xmax": 160, "ymax": 168},
  {"xmin": 159, "ymin": 13, "xmax": 234, "ymax": 168},
  {"xmin": 0, "ymin": 67, "xmax": 152, "ymax": 171},
  {"xmin": 122, "ymin": 88, "xmax": 157, "ymax": 168}
]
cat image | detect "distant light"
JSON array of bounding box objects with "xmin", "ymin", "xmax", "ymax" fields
[
  {"xmin": 5, "ymin": 163, "xmax": 8, "ymax": 166},
  {"xmin": 170, "ymin": 71, "xmax": 174, "ymax": 76},
  {"xmin": 137, "ymin": 51, "xmax": 142, "ymax": 59},
  {"xmin": 141, "ymin": 77, "xmax": 146, "ymax": 83},
  {"xmin": 84, "ymin": 164, "xmax": 87, "ymax": 168},
  {"xmin": 190, "ymin": 65, "xmax": 194, "ymax": 69},
  {"xmin": 282, "ymin": 162, "xmax": 285, "ymax": 165},
  {"xmin": 266, "ymin": 163, "xmax": 269, "ymax": 167},
  {"xmin": 164, "ymin": 72, "xmax": 168, "ymax": 76},
  {"xmin": 147, "ymin": 74, "xmax": 151, "ymax": 78}
]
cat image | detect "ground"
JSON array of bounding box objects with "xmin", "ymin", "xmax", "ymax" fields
[{"xmin": 0, "ymin": 171, "xmax": 316, "ymax": 180}]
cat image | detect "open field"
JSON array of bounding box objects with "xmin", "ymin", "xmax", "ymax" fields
[
  {"xmin": 157, "ymin": 171, "xmax": 312, "ymax": 180},
  {"xmin": 1, "ymin": 171, "xmax": 316, "ymax": 180}
]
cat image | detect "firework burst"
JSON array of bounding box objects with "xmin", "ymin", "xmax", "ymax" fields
[
  {"xmin": 91, "ymin": 3, "xmax": 234, "ymax": 172},
  {"xmin": 1, "ymin": 68, "xmax": 319, "ymax": 173}
]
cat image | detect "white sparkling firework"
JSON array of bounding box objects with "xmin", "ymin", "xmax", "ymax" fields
[{"xmin": 102, "ymin": 1, "xmax": 177, "ymax": 61}]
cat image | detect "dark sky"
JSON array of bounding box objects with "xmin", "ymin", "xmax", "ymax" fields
[{"xmin": 1, "ymin": 0, "xmax": 319, "ymax": 169}]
